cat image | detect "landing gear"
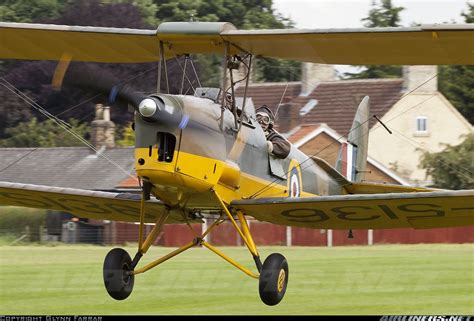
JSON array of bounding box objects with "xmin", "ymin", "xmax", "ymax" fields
[
  {"xmin": 103, "ymin": 248, "xmax": 134, "ymax": 300},
  {"xmin": 259, "ymin": 253, "xmax": 289, "ymax": 306},
  {"xmin": 101, "ymin": 187, "xmax": 290, "ymax": 305}
]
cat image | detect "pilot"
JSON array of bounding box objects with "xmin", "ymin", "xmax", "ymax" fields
[{"xmin": 256, "ymin": 105, "xmax": 291, "ymax": 159}]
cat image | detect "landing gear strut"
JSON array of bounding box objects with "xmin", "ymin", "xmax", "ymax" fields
[{"xmin": 101, "ymin": 187, "xmax": 289, "ymax": 306}]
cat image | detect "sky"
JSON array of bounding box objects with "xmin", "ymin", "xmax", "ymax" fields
[
  {"xmin": 273, "ymin": 0, "xmax": 470, "ymax": 29},
  {"xmin": 272, "ymin": 0, "xmax": 471, "ymax": 74}
]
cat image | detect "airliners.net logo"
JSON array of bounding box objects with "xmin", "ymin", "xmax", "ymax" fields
[{"xmin": 381, "ymin": 316, "xmax": 472, "ymax": 321}]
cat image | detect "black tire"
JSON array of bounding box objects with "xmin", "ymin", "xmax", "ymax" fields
[
  {"xmin": 258, "ymin": 253, "xmax": 289, "ymax": 306},
  {"xmin": 103, "ymin": 248, "xmax": 134, "ymax": 300}
]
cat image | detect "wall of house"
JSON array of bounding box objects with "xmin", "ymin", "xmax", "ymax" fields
[
  {"xmin": 299, "ymin": 132, "xmax": 341, "ymax": 166},
  {"xmin": 368, "ymin": 93, "xmax": 472, "ymax": 185},
  {"xmin": 365, "ymin": 162, "xmax": 399, "ymax": 185},
  {"xmin": 298, "ymin": 131, "xmax": 401, "ymax": 185}
]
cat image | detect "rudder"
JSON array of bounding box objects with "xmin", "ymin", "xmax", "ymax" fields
[{"xmin": 335, "ymin": 96, "xmax": 370, "ymax": 182}]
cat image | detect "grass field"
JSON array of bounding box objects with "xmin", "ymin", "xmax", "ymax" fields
[{"xmin": 0, "ymin": 244, "xmax": 473, "ymax": 315}]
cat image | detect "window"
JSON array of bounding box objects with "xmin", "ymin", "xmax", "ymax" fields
[{"xmin": 416, "ymin": 116, "xmax": 428, "ymax": 133}]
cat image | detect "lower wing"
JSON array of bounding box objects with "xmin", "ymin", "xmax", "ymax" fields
[
  {"xmin": 0, "ymin": 181, "xmax": 196, "ymax": 223},
  {"xmin": 231, "ymin": 190, "xmax": 474, "ymax": 230}
]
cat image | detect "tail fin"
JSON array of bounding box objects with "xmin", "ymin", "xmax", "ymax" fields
[{"xmin": 336, "ymin": 96, "xmax": 370, "ymax": 182}]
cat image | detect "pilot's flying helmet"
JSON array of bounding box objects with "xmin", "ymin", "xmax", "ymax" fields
[{"xmin": 256, "ymin": 105, "xmax": 275, "ymax": 128}]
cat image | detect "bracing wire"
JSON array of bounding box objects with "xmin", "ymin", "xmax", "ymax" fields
[
  {"xmin": 0, "ymin": 78, "xmax": 136, "ymax": 180},
  {"xmin": 274, "ymin": 83, "xmax": 289, "ymax": 120},
  {"xmin": 1, "ymin": 62, "xmax": 161, "ymax": 179},
  {"xmin": 55, "ymin": 64, "xmax": 159, "ymax": 117},
  {"xmin": 247, "ymin": 57, "xmax": 472, "ymax": 198},
  {"xmin": 173, "ymin": 55, "xmax": 196, "ymax": 94},
  {"xmin": 247, "ymin": 116, "xmax": 373, "ymax": 198},
  {"xmin": 390, "ymin": 128, "xmax": 473, "ymax": 180},
  {"xmin": 189, "ymin": 57, "xmax": 203, "ymax": 89}
]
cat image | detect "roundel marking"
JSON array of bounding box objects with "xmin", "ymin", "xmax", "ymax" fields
[{"xmin": 288, "ymin": 159, "xmax": 302, "ymax": 198}]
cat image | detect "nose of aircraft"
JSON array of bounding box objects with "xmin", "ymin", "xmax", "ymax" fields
[{"xmin": 138, "ymin": 98, "xmax": 158, "ymax": 117}]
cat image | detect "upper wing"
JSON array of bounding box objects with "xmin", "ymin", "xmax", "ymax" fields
[
  {"xmin": 223, "ymin": 24, "xmax": 474, "ymax": 65},
  {"xmin": 1, "ymin": 21, "xmax": 473, "ymax": 65},
  {"xmin": 0, "ymin": 22, "xmax": 160, "ymax": 63},
  {"xmin": 0, "ymin": 181, "xmax": 197, "ymax": 224},
  {"xmin": 231, "ymin": 190, "xmax": 474, "ymax": 230}
]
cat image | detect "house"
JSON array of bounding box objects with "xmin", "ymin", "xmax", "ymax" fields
[
  {"xmin": 287, "ymin": 123, "xmax": 409, "ymax": 185},
  {"xmin": 237, "ymin": 64, "xmax": 473, "ymax": 186},
  {"xmin": 0, "ymin": 105, "xmax": 136, "ymax": 191},
  {"xmin": 368, "ymin": 66, "xmax": 472, "ymax": 185},
  {"xmin": 234, "ymin": 63, "xmax": 473, "ymax": 246},
  {"xmin": 1, "ymin": 70, "xmax": 472, "ymax": 247},
  {"xmin": 0, "ymin": 105, "xmax": 137, "ymax": 244}
]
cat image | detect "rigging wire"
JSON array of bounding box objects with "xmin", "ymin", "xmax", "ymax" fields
[
  {"xmin": 274, "ymin": 83, "xmax": 289, "ymax": 120},
  {"xmin": 173, "ymin": 55, "xmax": 197, "ymax": 94},
  {"xmin": 0, "ymin": 62, "xmax": 161, "ymax": 178},
  {"xmin": 389, "ymin": 128, "xmax": 473, "ymax": 179},
  {"xmin": 0, "ymin": 148, "xmax": 39, "ymax": 173},
  {"xmin": 247, "ymin": 58, "xmax": 472, "ymax": 198},
  {"xmin": 55, "ymin": 64, "xmax": 159, "ymax": 117},
  {"xmin": 247, "ymin": 116, "xmax": 373, "ymax": 198},
  {"xmin": 0, "ymin": 78, "xmax": 135, "ymax": 180},
  {"xmin": 189, "ymin": 57, "xmax": 203, "ymax": 89}
]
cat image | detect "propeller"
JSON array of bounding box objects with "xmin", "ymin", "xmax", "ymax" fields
[
  {"xmin": 61, "ymin": 64, "xmax": 147, "ymax": 109},
  {"xmin": 58, "ymin": 63, "xmax": 187, "ymax": 128}
]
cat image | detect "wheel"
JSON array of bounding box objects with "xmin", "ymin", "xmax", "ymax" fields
[
  {"xmin": 103, "ymin": 248, "xmax": 134, "ymax": 300},
  {"xmin": 258, "ymin": 253, "xmax": 289, "ymax": 306}
]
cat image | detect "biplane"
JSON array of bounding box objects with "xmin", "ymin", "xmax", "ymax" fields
[{"xmin": 0, "ymin": 21, "xmax": 473, "ymax": 306}]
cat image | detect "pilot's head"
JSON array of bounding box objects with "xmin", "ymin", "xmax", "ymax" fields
[{"xmin": 256, "ymin": 105, "xmax": 274, "ymax": 131}]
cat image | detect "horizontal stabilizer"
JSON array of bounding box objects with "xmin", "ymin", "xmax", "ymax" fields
[{"xmin": 311, "ymin": 156, "xmax": 350, "ymax": 186}]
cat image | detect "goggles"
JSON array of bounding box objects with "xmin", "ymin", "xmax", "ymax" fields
[{"xmin": 256, "ymin": 112, "xmax": 271, "ymax": 125}]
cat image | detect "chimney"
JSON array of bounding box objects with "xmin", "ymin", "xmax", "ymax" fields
[
  {"xmin": 91, "ymin": 104, "xmax": 115, "ymax": 149},
  {"xmin": 402, "ymin": 65, "xmax": 438, "ymax": 93},
  {"xmin": 301, "ymin": 63, "xmax": 336, "ymax": 96},
  {"xmin": 276, "ymin": 101, "xmax": 300, "ymax": 133}
]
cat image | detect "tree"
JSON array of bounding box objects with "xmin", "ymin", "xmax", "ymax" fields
[
  {"xmin": 0, "ymin": 0, "xmax": 65, "ymax": 23},
  {"xmin": 438, "ymin": 3, "xmax": 474, "ymax": 124},
  {"xmin": 152, "ymin": 0, "xmax": 298, "ymax": 84},
  {"xmin": 420, "ymin": 134, "xmax": 474, "ymax": 190},
  {"xmin": 461, "ymin": 3, "xmax": 474, "ymax": 23},
  {"xmin": 0, "ymin": 85, "xmax": 33, "ymax": 138},
  {"xmin": 438, "ymin": 65, "xmax": 474, "ymax": 124},
  {"xmin": 107, "ymin": 0, "xmax": 159, "ymax": 26},
  {"xmin": 362, "ymin": 0, "xmax": 404, "ymax": 27},
  {"xmin": 0, "ymin": 0, "xmax": 66, "ymax": 74},
  {"xmin": 344, "ymin": 0, "xmax": 404, "ymax": 79},
  {"xmin": 2, "ymin": 0, "xmax": 193, "ymax": 135},
  {"xmin": 1, "ymin": 0, "xmax": 296, "ymax": 140},
  {"xmin": 0, "ymin": 117, "xmax": 90, "ymax": 147},
  {"xmin": 116, "ymin": 123, "xmax": 135, "ymax": 147}
]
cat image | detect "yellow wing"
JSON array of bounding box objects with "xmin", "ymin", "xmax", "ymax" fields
[
  {"xmin": 223, "ymin": 25, "xmax": 474, "ymax": 65},
  {"xmin": 0, "ymin": 22, "xmax": 160, "ymax": 63},
  {"xmin": 1, "ymin": 21, "xmax": 473, "ymax": 64},
  {"xmin": 0, "ymin": 181, "xmax": 197, "ymax": 224},
  {"xmin": 231, "ymin": 190, "xmax": 474, "ymax": 230}
]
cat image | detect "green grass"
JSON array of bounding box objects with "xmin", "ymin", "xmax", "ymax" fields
[{"xmin": 0, "ymin": 244, "xmax": 473, "ymax": 315}]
